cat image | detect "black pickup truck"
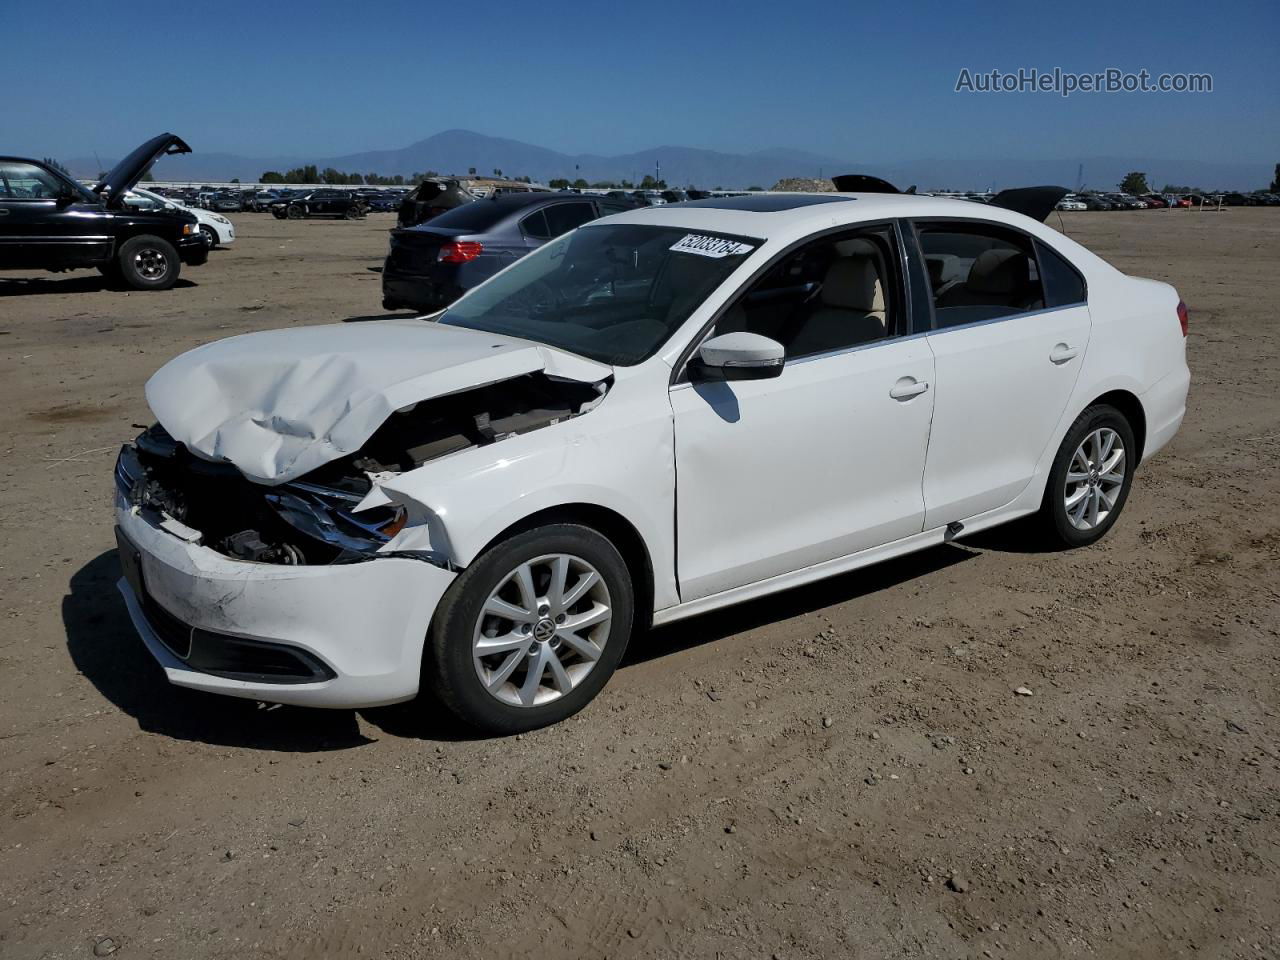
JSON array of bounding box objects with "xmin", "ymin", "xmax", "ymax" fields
[{"xmin": 0, "ymin": 133, "xmax": 207, "ymax": 290}]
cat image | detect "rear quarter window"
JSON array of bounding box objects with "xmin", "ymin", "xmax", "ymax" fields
[{"xmin": 1035, "ymin": 240, "xmax": 1087, "ymax": 307}]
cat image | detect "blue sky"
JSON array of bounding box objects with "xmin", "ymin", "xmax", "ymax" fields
[{"xmin": 6, "ymin": 0, "xmax": 1278, "ymax": 166}]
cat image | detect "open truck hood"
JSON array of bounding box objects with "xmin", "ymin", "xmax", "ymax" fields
[
  {"xmin": 93, "ymin": 133, "xmax": 192, "ymax": 207},
  {"xmin": 145, "ymin": 318, "xmax": 612, "ymax": 485}
]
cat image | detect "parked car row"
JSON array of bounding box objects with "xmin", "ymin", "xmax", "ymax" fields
[{"xmin": 1054, "ymin": 191, "xmax": 1280, "ymax": 211}]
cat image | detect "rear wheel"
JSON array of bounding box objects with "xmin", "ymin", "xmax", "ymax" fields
[
  {"xmin": 199, "ymin": 225, "xmax": 217, "ymax": 249},
  {"xmin": 343, "ymin": 205, "xmax": 362, "ymax": 220},
  {"xmin": 1038, "ymin": 404, "xmax": 1136, "ymax": 547},
  {"xmin": 116, "ymin": 236, "xmax": 180, "ymax": 291},
  {"xmin": 426, "ymin": 524, "xmax": 634, "ymax": 734}
]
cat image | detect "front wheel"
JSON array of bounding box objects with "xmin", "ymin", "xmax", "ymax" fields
[
  {"xmin": 426, "ymin": 524, "xmax": 634, "ymax": 734},
  {"xmin": 116, "ymin": 236, "xmax": 180, "ymax": 291},
  {"xmin": 1038, "ymin": 404, "xmax": 1136, "ymax": 547},
  {"xmin": 286, "ymin": 204, "xmax": 304, "ymax": 219}
]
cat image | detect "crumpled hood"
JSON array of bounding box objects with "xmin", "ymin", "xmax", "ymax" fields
[{"xmin": 146, "ymin": 318, "xmax": 611, "ymax": 485}]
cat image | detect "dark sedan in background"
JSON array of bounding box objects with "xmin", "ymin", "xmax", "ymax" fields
[
  {"xmin": 269, "ymin": 189, "xmax": 368, "ymax": 220},
  {"xmin": 382, "ymin": 192, "xmax": 632, "ymax": 312}
]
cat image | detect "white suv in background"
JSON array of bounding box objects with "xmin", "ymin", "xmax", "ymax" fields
[{"xmin": 123, "ymin": 187, "xmax": 235, "ymax": 249}]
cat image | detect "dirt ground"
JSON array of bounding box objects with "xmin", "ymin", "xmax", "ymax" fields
[{"xmin": 1, "ymin": 209, "xmax": 1277, "ymax": 960}]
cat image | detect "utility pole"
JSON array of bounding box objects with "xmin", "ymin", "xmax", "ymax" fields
[{"xmin": 656, "ymin": 160, "xmax": 661, "ymax": 186}]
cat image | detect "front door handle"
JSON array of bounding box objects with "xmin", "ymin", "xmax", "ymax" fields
[
  {"xmin": 0, "ymin": 209, "xmax": 9, "ymax": 216},
  {"xmin": 890, "ymin": 376, "xmax": 930, "ymax": 400},
  {"xmin": 1050, "ymin": 343, "xmax": 1079, "ymax": 364}
]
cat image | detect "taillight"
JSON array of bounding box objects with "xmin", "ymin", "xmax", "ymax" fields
[
  {"xmin": 1176, "ymin": 300, "xmax": 1189, "ymax": 337},
  {"xmin": 438, "ymin": 241, "xmax": 483, "ymax": 263}
]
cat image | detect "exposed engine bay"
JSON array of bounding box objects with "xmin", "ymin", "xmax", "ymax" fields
[{"xmin": 117, "ymin": 373, "xmax": 607, "ymax": 567}]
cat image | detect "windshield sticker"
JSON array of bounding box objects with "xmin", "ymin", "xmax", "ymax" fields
[{"xmin": 669, "ymin": 234, "xmax": 754, "ymax": 258}]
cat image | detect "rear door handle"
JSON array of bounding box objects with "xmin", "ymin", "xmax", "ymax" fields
[
  {"xmin": 890, "ymin": 376, "xmax": 929, "ymax": 400},
  {"xmin": 1050, "ymin": 343, "xmax": 1079, "ymax": 364},
  {"xmin": 0, "ymin": 209, "xmax": 9, "ymax": 216}
]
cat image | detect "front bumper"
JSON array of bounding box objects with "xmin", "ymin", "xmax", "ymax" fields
[
  {"xmin": 178, "ymin": 234, "xmax": 209, "ymax": 266},
  {"xmin": 115, "ymin": 496, "xmax": 456, "ymax": 708}
]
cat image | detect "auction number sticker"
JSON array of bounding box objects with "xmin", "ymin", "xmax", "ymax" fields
[{"xmin": 670, "ymin": 234, "xmax": 754, "ymax": 258}]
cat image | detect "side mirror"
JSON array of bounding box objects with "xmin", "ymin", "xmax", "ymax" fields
[
  {"xmin": 688, "ymin": 332, "xmax": 785, "ymax": 382},
  {"xmin": 55, "ymin": 184, "xmax": 79, "ymax": 207}
]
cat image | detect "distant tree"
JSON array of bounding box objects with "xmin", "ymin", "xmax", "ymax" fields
[
  {"xmin": 139, "ymin": 171, "xmax": 155, "ymax": 182},
  {"xmin": 572, "ymin": 178, "xmax": 589, "ymax": 190},
  {"xmin": 42, "ymin": 157, "xmax": 70, "ymax": 175},
  {"xmin": 261, "ymin": 170, "xmax": 285, "ymax": 183},
  {"xmin": 1272, "ymin": 163, "xmax": 1280, "ymax": 192},
  {"xmin": 468, "ymin": 167, "xmax": 477, "ymax": 175},
  {"xmin": 1161, "ymin": 183, "xmax": 1200, "ymax": 194},
  {"xmin": 230, "ymin": 177, "xmax": 240, "ymax": 184},
  {"xmin": 516, "ymin": 175, "xmax": 531, "ymax": 183},
  {"xmin": 746, "ymin": 185, "xmax": 764, "ymax": 191},
  {"xmin": 548, "ymin": 178, "xmax": 570, "ymax": 189},
  {"xmin": 589, "ymin": 180, "xmax": 616, "ymax": 189},
  {"xmin": 493, "ymin": 168, "xmax": 503, "ymax": 177},
  {"xmin": 1119, "ymin": 171, "xmax": 1150, "ymax": 194},
  {"xmin": 620, "ymin": 179, "xmax": 633, "ymax": 189}
]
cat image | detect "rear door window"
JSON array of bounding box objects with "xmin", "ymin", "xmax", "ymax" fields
[
  {"xmin": 542, "ymin": 202, "xmax": 597, "ymax": 237},
  {"xmin": 915, "ymin": 224, "xmax": 1045, "ymax": 328}
]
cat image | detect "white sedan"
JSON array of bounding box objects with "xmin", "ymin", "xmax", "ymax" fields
[
  {"xmin": 123, "ymin": 187, "xmax": 235, "ymax": 249},
  {"xmin": 114, "ymin": 191, "xmax": 1189, "ymax": 732}
]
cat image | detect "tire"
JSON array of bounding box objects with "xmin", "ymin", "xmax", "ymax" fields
[
  {"xmin": 272, "ymin": 207, "xmax": 286, "ymax": 219},
  {"xmin": 199, "ymin": 225, "xmax": 217, "ymax": 249},
  {"xmin": 286, "ymin": 204, "xmax": 304, "ymax": 220},
  {"xmin": 343, "ymin": 206, "xmax": 361, "ymax": 220},
  {"xmin": 1038, "ymin": 404, "xmax": 1136, "ymax": 548},
  {"xmin": 116, "ymin": 236, "xmax": 180, "ymax": 291},
  {"xmin": 426, "ymin": 523, "xmax": 635, "ymax": 734}
]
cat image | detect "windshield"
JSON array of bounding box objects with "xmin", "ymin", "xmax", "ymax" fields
[{"xmin": 438, "ymin": 223, "xmax": 759, "ymax": 365}]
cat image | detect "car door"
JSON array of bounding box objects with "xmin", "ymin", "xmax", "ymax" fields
[
  {"xmin": 670, "ymin": 223, "xmax": 936, "ymax": 601},
  {"xmin": 909, "ymin": 220, "xmax": 1092, "ymax": 528},
  {"xmin": 0, "ymin": 161, "xmax": 112, "ymax": 269}
]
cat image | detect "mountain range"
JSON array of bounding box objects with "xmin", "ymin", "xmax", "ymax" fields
[{"xmin": 67, "ymin": 128, "xmax": 1273, "ymax": 191}]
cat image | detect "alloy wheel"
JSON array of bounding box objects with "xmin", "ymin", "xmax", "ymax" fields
[
  {"xmin": 133, "ymin": 247, "xmax": 169, "ymax": 282},
  {"xmin": 472, "ymin": 554, "xmax": 612, "ymax": 707},
  {"xmin": 1064, "ymin": 427, "xmax": 1125, "ymax": 530}
]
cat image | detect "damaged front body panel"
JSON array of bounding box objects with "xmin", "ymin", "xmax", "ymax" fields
[
  {"xmin": 124, "ymin": 359, "xmax": 609, "ymax": 567},
  {"xmin": 145, "ymin": 319, "xmax": 611, "ymax": 486}
]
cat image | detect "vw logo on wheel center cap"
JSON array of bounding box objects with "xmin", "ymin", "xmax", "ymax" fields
[{"xmin": 533, "ymin": 618, "xmax": 557, "ymax": 642}]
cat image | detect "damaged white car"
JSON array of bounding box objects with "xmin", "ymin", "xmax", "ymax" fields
[{"xmin": 115, "ymin": 190, "xmax": 1190, "ymax": 732}]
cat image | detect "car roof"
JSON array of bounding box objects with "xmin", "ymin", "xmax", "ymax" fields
[
  {"xmin": 597, "ymin": 191, "xmax": 1060, "ymax": 240},
  {"xmin": 476, "ymin": 192, "xmax": 590, "ymax": 210}
]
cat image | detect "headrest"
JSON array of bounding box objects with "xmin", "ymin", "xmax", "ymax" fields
[
  {"xmin": 821, "ymin": 258, "xmax": 884, "ymax": 313},
  {"xmin": 834, "ymin": 237, "xmax": 879, "ymax": 258},
  {"xmin": 966, "ymin": 248, "xmax": 1028, "ymax": 295}
]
